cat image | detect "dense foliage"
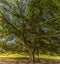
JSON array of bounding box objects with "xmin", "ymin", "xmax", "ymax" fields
[{"xmin": 0, "ymin": 0, "xmax": 60, "ymax": 62}]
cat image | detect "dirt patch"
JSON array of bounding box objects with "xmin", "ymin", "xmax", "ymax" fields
[{"xmin": 0, "ymin": 58, "xmax": 60, "ymax": 64}]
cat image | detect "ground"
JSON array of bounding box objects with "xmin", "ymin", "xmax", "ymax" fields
[
  {"xmin": 0, "ymin": 58, "xmax": 60, "ymax": 64},
  {"xmin": 0, "ymin": 53, "xmax": 60, "ymax": 64}
]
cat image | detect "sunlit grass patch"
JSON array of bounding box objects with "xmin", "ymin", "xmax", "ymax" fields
[
  {"xmin": 0, "ymin": 53, "xmax": 29, "ymax": 58},
  {"xmin": 0, "ymin": 53, "xmax": 60, "ymax": 60},
  {"xmin": 36, "ymin": 54, "xmax": 60, "ymax": 60}
]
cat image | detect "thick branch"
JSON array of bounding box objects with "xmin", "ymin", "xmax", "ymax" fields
[
  {"xmin": 0, "ymin": 16, "xmax": 21, "ymax": 36},
  {"xmin": 35, "ymin": 16, "xmax": 60, "ymax": 27}
]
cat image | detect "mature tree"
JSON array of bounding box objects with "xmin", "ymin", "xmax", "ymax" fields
[{"xmin": 0, "ymin": 0, "xmax": 60, "ymax": 63}]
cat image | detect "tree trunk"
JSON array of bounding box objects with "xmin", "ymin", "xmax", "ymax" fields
[{"xmin": 29, "ymin": 49, "xmax": 35, "ymax": 64}]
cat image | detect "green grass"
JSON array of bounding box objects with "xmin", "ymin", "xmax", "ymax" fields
[
  {"xmin": 0, "ymin": 53, "xmax": 28, "ymax": 58},
  {"xmin": 36, "ymin": 55, "xmax": 60, "ymax": 60},
  {"xmin": 0, "ymin": 53, "xmax": 60, "ymax": 60}
]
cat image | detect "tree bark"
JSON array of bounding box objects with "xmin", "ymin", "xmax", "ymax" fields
[{"xmin": 29, "ymin": 49, "xmax": 35, "ymax": 64}]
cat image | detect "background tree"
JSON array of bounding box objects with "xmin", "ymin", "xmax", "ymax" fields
[{"xmin": 0, "ymin": 0, "xmax": 60, "ymax": 63}]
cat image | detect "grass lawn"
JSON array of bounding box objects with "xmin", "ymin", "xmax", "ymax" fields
[{"xmin": 0, "ymin": 53, "xmax": 60, "ymax": 60}]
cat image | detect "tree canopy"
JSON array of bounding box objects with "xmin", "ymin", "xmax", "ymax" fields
[{"xmin": 0, "ymin": 0, "xmax": 60, "ymax": 62}]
